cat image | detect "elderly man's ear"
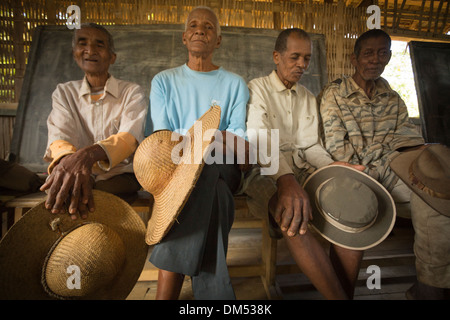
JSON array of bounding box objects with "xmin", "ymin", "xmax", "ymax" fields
[
  {"xmin": 109, "ymin": 52, "xmax": 117, "ymax": 65},
  {"xmin": 215, "ymin": 35, "xmax": 222, "ymax": 48}
]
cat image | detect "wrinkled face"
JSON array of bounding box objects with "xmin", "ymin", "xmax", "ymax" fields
[
  {"xmin": 72, "ymin": 27, "xmax": 116, "ymax": 76},
  {"xmin": 273, "ymin": 34, "xmax": 312, "ymax": 88},
  {"xmin": 182, "ymin": 8, "xmax": 222, "ymax": 56},
  {"xmin": 351, "ymin": 36, "xmax": 391, "ymax": 81}
]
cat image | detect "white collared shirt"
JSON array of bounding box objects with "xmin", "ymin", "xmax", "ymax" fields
[
  {"xmin": 246, "ymin": 70, "xmax": 333, "ymax": 181},
  {"xmin": 44, "ymin": 75, "xmax": 148, "ymax": 181}
]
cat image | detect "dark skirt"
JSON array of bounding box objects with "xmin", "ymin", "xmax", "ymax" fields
[{"xmin": 149, "ymin": 163, "xmax": 241, "ymax": 300}]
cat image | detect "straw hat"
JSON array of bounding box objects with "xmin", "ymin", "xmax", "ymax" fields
[
  {"xmin": 133, "ymin": 105, "xmax": 221, "ymax": 245},
  {"xmin": 390, "ymin": 144, "xmax": 450, "ymax": 216},
  {"xmin": 0, "ymin": 190, "xmax": 147, "ymax": 300},
  {"xmin": 303, "ymin": 165, "xmax": 396, "ymax": 250}
]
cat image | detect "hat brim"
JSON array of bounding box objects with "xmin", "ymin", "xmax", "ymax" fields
[
  {"xmin": 303, "ymin": 165, "xmax": 396, "ymax": 250},
  {"xmin": 390, "ymin": 148, "xmax": 450, "ymax": 217},
  {"xmin": 0, "ymin": 190, "xmax": 147, "ymax": 300},
  {"xmin": 141, "ymin": 106, "xmax": 221, "ymax": 245}
]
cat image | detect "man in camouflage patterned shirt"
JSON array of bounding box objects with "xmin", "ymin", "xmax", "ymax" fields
[
  {"xmin": 318, "ymin": 29, "xmax": 450, "ymax": 299},
  {"xmin": 319, "ymin": 29, "xmax": 424, "ymax": 199}
]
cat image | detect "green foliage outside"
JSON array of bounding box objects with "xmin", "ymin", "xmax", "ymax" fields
[{"xmin": 383, "ymin": 40, "xmax": 420, "ymax": 118}]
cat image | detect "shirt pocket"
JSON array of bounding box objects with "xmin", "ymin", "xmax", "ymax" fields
[{"xmin": 298, "ymin": 114, "xmax": 316, "ymax": 143}]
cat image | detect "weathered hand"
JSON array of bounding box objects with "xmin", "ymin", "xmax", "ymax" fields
[
  {"xmin": 40, "ymin": 145, "xmax": 105, "ymax": 218},
  {"xmin": 272, "ymin": 174, "xmax": 312, "ymax": 237}
]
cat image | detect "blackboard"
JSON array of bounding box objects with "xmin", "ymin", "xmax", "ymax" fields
[
  {"xmin": 9, "ymin": 24, "xmax": 328, "ymax": 172},
  {"xmin": 409, "ymin": 41, "xmax": 450, "ymax": 146}
]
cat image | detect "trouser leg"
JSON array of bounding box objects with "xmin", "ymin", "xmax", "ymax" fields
[{"xmin": 410, "ymin": 192, "xmax": 450, "ymax": 289}]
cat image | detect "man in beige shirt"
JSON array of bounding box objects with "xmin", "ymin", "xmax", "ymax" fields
[
  {"xmin": 41, "ymin": 23, "xmax": 147, "ymax": 219},
  {"xmin": 244, "ymin": 28, "xmax": 364, "ymax": 299}
]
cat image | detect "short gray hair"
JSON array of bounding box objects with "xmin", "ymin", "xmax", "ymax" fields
[
  {"xmin": 72, "ymin": 23, "xmax": 116, "ymax": 54},
  {"xmin": 184, "ymin": 6, "xmax": 221, "ymax": 36},
  {"xmin": 275, "ymin": 28, "xmax": 310, "ymax": 54}
]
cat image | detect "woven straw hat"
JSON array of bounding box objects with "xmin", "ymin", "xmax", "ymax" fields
[
  {"xmin": 0, "ymin": 190, "xmax": 147, "ymax": 300},
  {"xmin": 390, "ymin": 144, "xmax": 450, "ymax": 216},
  {"xmin": 303, "ymin": 165, "xmax": 396, "ymax": 250},
  {"xmin": 133, "ymin": 105, "xmax": 221, "ymax": 245}
]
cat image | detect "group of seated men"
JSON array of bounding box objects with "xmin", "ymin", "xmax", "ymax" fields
[{"xmin": 37, "ymin": 6, "xmax": 449, "ymax": 300}]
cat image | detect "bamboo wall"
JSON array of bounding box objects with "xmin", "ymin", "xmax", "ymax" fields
[{"xmin": 1, "ymin": 0, "xmax": 368, "ymax": 105}]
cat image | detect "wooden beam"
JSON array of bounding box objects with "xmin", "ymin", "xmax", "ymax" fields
[
  {"xmin": 384, "ymin": 0, "xmax": 388, "ymax": 28},
  {"xmin": 440, "ymin": 0, "xmax": 449, "ymax": 34},
  {"xmin": 427, "ymin": 0, "xmax": 434, "ymax": 32},
  {"xmin": 418, "ymin": 0, "xmax": 426, "ymax": 33},
  {"xmin": 434, "ymin": 0, "xmax": 444, "ymax": 35},
  {"xmin": 395, "ymin": 0, "xmax": 407, "ymax": 29},
  {"xmin": 385, "ymin": 26, "xmax": 450, "ymax": 42},
  {"xmin": 393, "ymin": 0, "xmax": 398, "ymax": 31},
  {"xmin": 357, "ymin": 0, "xmax": 375, "ymax": 8}
]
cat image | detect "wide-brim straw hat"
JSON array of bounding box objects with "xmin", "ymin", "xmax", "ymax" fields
[
  {"xmin": 390, "ymin": 144, "xmax": 450, "ymax": 216},
  {"xmin": 0, "ymin": 190, "xmax": 147, "ymax": 300},
  {"xmin": 133, "ymin": 105, "xmax": 221, "ymax": 245},
  {"xmin": 303, "ymin": 165, "xmax": 396, "ymax": 250}
]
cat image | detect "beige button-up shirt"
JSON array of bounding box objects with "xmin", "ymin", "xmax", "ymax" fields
[
  {"xmin": 246, "ymin": 70, "xmax": 333, "ymax": 181},
  {"xmin": 44, "ymin": 75, "xmax": 148, "ymax": 181}
]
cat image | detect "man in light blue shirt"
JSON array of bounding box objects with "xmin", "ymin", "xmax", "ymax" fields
[
  {"xmin": 145, "ymin": 6, "xmax": 249, "ymax": 300},
  {"xmin": 147, "ymin": 63, "xmax": 248, "ymax": 137}
]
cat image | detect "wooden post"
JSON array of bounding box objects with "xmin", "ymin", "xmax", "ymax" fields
[
  {"xmin": 434, "ymin": 0, "xmax": 444, "ymax": 35},
  {"xmin": 418, "ymin": 0, "xmax": 426, "ymax": 34},
  {"xmin": 45, "ymin": 0, "xmax": 56, "ymax": 25},
  {"xmin": 243, "ymin": 0, "xmax": 252, "ymax": 28},
  {"xmin": 440, "ymin": 0, "xmax": 449, "ymax": 35},
  {"xmin": 427, "ymin": 0, "xmax": 434, "ymax": 33},
  {"xmin": 273, "ymin": 0, "xmax": 281, "ymax": 30}
]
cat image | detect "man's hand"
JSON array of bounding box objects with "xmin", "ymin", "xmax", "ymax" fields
[
  {"xmin": 271, "ymin": 174, "xmax": 312, "ymax": 237},
  {"xmin": 330, "ymin": 161, "xmax": 365, "ymax": 172},
  {"xmin": 40, "ymin": 144, "xmax": 106, "ymax": 219}
]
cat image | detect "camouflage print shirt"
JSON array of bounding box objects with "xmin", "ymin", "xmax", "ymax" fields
[{"xmin": 319, "ymin": 75, "xmax": 424, "ymax": 191}]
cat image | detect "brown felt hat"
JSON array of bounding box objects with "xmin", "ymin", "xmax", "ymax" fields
[
  {"xmin": 390, "ymin": 144, "xmax": 450, "ymax": 216},
  {"xmin": 303, "ymin": 165, "xmax": 396, "ymax": 250},
  {"xmin": 0, "ymin": 190, "xmax": 147, "ymax": 300},
  {"xmin": 133, "ymin": 105, "xmax": 221, "ymax": 245}
]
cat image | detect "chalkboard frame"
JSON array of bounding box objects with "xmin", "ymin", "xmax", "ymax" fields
[{"xmin": 409, "ymin": 40, "xmax": 450, "ymax": 146}]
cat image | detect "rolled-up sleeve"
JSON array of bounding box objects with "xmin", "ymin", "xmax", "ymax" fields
[{"xmin": 96, "ymin": 83, "xmax": 147, "ymax": 171}]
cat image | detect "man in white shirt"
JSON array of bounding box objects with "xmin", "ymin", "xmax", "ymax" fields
[
  {"xmin": 41, "ymin": 23, "xmax": 147, "ymax": 219},
  {"xmin": 244, "ymin": 28, "xmax": 364, "ymax": 299}
]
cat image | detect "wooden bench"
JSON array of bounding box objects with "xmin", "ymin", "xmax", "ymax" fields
[{"xmin": 0, "ymin": 190, "xmax": 280, "ymax": 299}]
